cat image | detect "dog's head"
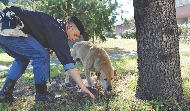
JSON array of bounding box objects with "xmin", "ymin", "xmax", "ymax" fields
[{"xmin": 98, "ymin": 66, "xmax": 117, "ymax": 91}]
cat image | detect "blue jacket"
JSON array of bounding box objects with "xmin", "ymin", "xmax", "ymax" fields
[{"xmin": 6, "ymin": 6, "xmax": 76, "ymax": 71}]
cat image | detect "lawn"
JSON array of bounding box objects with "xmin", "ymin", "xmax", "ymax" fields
[{"xmin": 0, "ymin": 38, "xmax": 190, "ymax": 110}]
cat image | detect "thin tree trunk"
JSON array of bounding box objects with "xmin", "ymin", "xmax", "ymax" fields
[{"xmin": 134, "ymin": 0, "xmax": 183, "ymax": 102}]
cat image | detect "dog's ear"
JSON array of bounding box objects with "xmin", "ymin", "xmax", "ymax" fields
[
  {"xmin": 114, "ymin": 69, "xmax": 117, "ymax": 76},
  {"xmin": 112, "ymin": 66, "xmax": 117, "ymax": 76}
]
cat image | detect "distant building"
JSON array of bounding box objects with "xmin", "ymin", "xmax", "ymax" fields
[
  {"xmin": 176, "ymin": 0, "xmax": 190, "ymax": 24},
  {"xmin": 114, "ymin": 20, "xmax": 127, "ymax": 37}
]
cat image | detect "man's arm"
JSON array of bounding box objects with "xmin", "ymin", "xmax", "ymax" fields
[{"xmin": 67, "ymin": 68, "xmax": 95, "ymax": 99}]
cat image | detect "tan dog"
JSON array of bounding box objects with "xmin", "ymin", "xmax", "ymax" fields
[{"xmin": 65, "ymin": 41, "xmax": 116, "ymax": 91}]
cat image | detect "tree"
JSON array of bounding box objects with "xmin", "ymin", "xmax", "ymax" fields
[
  {"xmin": 134, "ymin": 0, "xmax": 183, "ymax": 102},
  {"xmin": 27, "ymin": 0, "xmax": 119, "ymax": 42},
  {"xmin": 124, "ymin": 18, "xmax": 135, "ymax": 28},
  {"xmin": 1, "ymin": 0, "xmax": 9, "ymax": 5}
]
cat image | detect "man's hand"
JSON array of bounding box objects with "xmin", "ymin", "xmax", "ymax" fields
[
  {"xmin": 80, "ymin": 86, "xmax": 95, "ymax": 99},
  {"xmin": 67, "ymin": 68, "xmax": 95, "ymax": 99}
]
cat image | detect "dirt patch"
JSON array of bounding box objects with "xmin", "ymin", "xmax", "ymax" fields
[{"xmin": 13, "ymin": 73, "xmax": 106, "ymax": 101}]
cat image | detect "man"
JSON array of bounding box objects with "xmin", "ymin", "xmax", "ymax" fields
[{"xmin": 0, "ymin": 6, "xmax": 95, "ymax": 102}]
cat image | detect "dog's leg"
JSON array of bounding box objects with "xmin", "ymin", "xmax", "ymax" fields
[
  {"xmin": 65, "ymin": 71, "xmax": 70, "ymax": 83},
  {"xmin": 85, "ymin": 69, "xmax": 94, "ymax": 87}
]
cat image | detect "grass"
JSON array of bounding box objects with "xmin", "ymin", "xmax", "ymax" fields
[
  {"xmin": 0, "ymin": 53, "xmax": 14, "ymax": 66},
  {"xmin": 96, "ymin": 38, "xmax": 137, "ymax": 54},
  {"xmin": 0, "ymin": 38, "xmax": 190, "ymax": 110}
]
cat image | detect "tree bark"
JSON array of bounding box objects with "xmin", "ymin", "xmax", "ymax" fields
[{"xmin": 133, "ymin": 0, "xmax": 183, "ymax": 102}]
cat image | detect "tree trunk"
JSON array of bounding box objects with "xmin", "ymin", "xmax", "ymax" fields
[{"xmin": 134, "ymin": 0, "xmax": 183, "ymax": 102}]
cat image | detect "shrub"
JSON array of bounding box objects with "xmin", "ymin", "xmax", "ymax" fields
[
  {"xmin": 105, "ymin": 32, "xmax": 116, "ymax": 38},
  {"xmin": 121, "ymin": 29, "xmax": 136, "ymax": 39},
  {"xmin": 178, "ymin": 23, "xmax": 190, "ymax": 44}
]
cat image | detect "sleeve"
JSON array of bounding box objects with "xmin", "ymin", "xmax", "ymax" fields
[{"xmin": 44, "ymin": 26, "xmax": 77, "ymax": 71}]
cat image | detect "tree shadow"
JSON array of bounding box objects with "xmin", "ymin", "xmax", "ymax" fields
[
  {"xmin": 3, "ymin": 72, "xmax": 118, "ymax": 110},
  {"xmin": 103, "ymin": 47, "xmax": 130, "ymax": 54}
]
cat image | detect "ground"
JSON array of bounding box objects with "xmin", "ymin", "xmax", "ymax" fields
[{"xmin": 3, "ymin": 72, "xmax": 122, "ymax": 110}]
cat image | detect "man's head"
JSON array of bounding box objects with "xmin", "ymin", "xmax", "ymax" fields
[{"xmin": 66, "ymin": 16, "xmax": 84, "ymax": 42}]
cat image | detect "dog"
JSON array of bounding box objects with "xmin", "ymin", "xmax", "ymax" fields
[{"xmin": 65, "ymin": 41, "xmax": 117, "ymax": 91}]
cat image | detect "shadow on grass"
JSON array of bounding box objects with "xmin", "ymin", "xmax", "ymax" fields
[
  {"xmin": 103, "ymin": 47, "xmax": 130, "ymax": 54},
  {"xmin": 0, "ymin": 72, "xmax": 118, "ymax": 110},
  {"xmin": 0, "ymin": 72, "xmax": 190, "ymax": 110},
  {"xmin": 0, "ymin": 61, "xmax": 12, "ymax": 66},
  {"xmin": 147, "ymin": 98, "xmax": 190, "ymax": 111},
  {"xmin": 30, "ymin": 91, "xmax": 117, "ymax": 111}
]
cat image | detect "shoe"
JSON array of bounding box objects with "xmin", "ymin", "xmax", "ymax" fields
[
  {"xmin": 0, "ymin": 78, "xmax": 16, "ymax": 102},
  {"xmin": 35, "ymin": 81, "xmax": 59, "ymax": 101}
]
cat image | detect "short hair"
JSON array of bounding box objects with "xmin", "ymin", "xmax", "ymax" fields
[{"xmin": 66, "ymin": 16, "xmax": 84, "ymax": 35}]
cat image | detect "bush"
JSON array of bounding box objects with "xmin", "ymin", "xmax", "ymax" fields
[
  {"xmin": 121, "ymin": 29, "xmax": 136, "ymax": 39},
  {"xmin": 105, "ymin": 32, "xmax": 116, "ymax": 38},
  {"xmin": 178, "ymin": 23, "xmax": 190, "ymax": 44}
]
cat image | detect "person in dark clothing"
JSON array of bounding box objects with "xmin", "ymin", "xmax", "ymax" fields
[{"xmin": 0, "ymin": 6, "xmax": 95, "ymax": 102}]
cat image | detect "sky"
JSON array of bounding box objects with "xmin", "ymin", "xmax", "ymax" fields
[{"xmin": 115, "ymin": 0, "xmax": 134, "ymax": 20}]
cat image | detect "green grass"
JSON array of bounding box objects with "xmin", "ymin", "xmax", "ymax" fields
[
  {"xmin": 0, "ymin": 48, "xmax": 4, "ymax": 53},
  {"xmin": 0, "ymin": 53, "xmax": 14, "ymax": 65},
  {"xmin": 0, "ymin": 38, "xmax": 190, "ymax": 110}
]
